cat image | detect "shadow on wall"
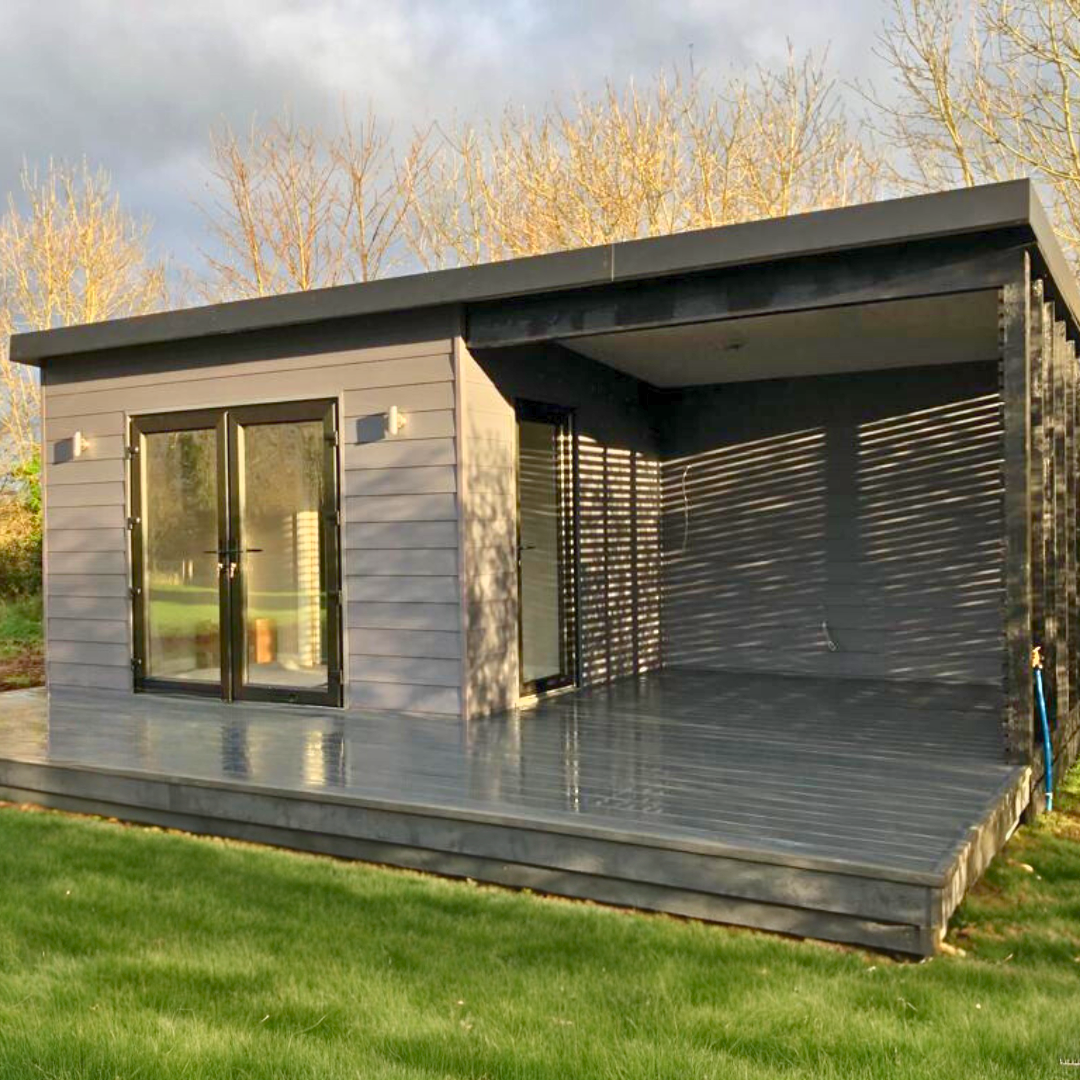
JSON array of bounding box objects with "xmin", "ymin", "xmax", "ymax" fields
[
  {"xmin": 657, "ymin": 362, "xmax": 1005, "ymax": 685},
  {"xmin": 578, "ymin": 437, "xmax": 661, "ymax": 685},
  {"xmin": 467, "ymin": 344, "xmax": 665, "ymax": 706}
]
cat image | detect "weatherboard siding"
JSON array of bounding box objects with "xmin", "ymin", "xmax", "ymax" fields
[{"xmin": 42, "ymin": 307, "xmax": 464, "ymax": 715}]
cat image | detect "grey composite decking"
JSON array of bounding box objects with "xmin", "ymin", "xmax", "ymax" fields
[{"xmin": 0, "ymin": 670, "xmax": 1026, "ymax": 955}]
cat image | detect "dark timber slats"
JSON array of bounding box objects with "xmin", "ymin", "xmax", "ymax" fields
[
  {"xmin": 1029, "ymin": 281, "xmax": 1046, "ymax": 676},
  {"xmin": 1041, "ymin": 300, "xmax": 1059, "ymax": 725},
  {"xmin": 1070, "ymin": 333, "xmax": 1080, "ymax": 775},
  {"xmin": 1067, "ymin": 328, "xmax": 1075, "ymax": 721},
  {"xmin": 577, "ymin": 441, "xmax": 662, "ymax": 686},
  {"xmin": 1000, "ymin": 258, "xmax": 1034, "ymax": 765},
  {"xmin": 658, "ymin": 364, "xmax": 1003, "ymax": 684},
  {"xmin": 1067, "ymin": 332, "xmax": 1075, "ymax": 764},
  {"xmin": 1025, "ymin": 281, "xmax": 1080, "ymax": 805},
  {"xmin": 1055, "ymin": 319, "xmax": 1071, "ymax": 730}
]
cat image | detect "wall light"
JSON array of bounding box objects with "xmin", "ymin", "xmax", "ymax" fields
[
  {"xmin": 386, "ymin": 405, "xmax": 407, "ymax": 437},
  {"xmin": 72, "ymin": 431, "xmax": 90, "ymax": 458}
]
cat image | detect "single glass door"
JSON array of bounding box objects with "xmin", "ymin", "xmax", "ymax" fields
[
  {"xmin": 130, "ymin": 401, "xmax": 342, "ymax": 706},
  {"xmin": 516, "ymin": 402, "xmax": 575, "ymax": 695},
  {"xmin": 131, "ymin": 410, "xmax": 227, "ymax": 695},
  {"xmin": 227, "ymin": 402, "xmax": 341, "ymax": 705}
]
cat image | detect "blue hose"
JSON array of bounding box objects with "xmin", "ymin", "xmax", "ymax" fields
[{"xmin": 1034, "ymin": 663, "xmax": 1054, "ymax": 812}]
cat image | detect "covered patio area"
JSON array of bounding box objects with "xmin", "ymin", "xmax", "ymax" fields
[{"xmin": 0, "ymin": 670, "xmax": 1026, "ymax": 955}]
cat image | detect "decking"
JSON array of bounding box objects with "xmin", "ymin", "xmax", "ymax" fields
[{"xmin": 0, "ymin": 670, "xmax": 1028, "ymax": 955}]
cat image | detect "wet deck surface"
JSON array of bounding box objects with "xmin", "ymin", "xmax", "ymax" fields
[{"xmin": 0, "ymin": 669, "xmax": 1019, "ymax": 879}]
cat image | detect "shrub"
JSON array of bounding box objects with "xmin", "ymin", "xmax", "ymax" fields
[{"xmin": 0, "ymin": 455, "xmax": 42, "ymax": 598}]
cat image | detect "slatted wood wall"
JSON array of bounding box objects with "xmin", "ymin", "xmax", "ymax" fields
[
  {"xmin": 1028, "ymin": 278, "xmax": 1080, "ymax": 785},
  {"xmin": 576, "ymin": 439, "xmax": 662, "ymax": 686},
  {"xmin": 656, "ymin": 363, "xmax": 1005, "ymax": 684}
]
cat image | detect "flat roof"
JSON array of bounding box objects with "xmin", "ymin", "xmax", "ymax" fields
[{"xmin": 11, "ymin": 178, "xmax": 1077, "ymax": 365}]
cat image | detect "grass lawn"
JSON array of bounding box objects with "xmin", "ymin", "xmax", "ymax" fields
[
  {"xmin": 0, "ymin": 774, "xmax": 1079, "ymax": 1078},
  {"xmin": 0, "ymin": 593, "xmax": 42, "ymax": 690}
]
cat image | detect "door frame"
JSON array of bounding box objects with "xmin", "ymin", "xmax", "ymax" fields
[
  {"xmin": 129, "ymin": 408, "xmax": 230, "ymax": 700},
  {"xmin": 514, "ymin": 399, "xmax": 578, "ymax": 697},
  {"xmin": 129, "ymin": 400, "xmax": 343, "ymax": 706},
  {"xmin": 226, "ymin": 399, "xmax": 343, "ymax": 706}
]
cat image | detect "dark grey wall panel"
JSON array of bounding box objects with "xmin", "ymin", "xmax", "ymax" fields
[
  {"xmin": 655, "ymin": 361, "xmax": 1004, "ymax": 684},
  {"xmin": 467, "ymin": 343, "xmax": 662, "ymax": 699},
  {"xmin": 470, "ymin": 343, "xmax": 658, "ymax": 454}
]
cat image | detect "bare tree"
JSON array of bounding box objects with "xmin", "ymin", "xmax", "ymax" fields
[
  {"xmin": 199, "ymin": 115, "xmax": 341, "ymax": 299},
  {"xmin": 198, "ymin": 109, "xmax": 408, "ymax": 300},
  {"xmin": 398, "ymin": 50, "xmax": 881, "ymax": 268},
  {"xmin": 870, "ymin": 0, "xmax": 1080, "ymax": 265},
  {"xmin": 0, "ymin": 161, "xmax": 166, "ymax": 477},
  {"xmin": 333, "ymin": 107, "xmax": 411, "ymax": 284},
  {"xmin": 200, "ymin": 52, "xmax": 877, "ymax": 284}
]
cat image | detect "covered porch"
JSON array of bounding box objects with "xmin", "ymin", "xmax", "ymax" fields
[{"xmin": 0, "ymin": 670, "xmax": 1026, "ymax": 955}]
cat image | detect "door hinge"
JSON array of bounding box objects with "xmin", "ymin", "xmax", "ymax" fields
[
  {"xmin": 125, "ymin": 443, "xmax": 139, "ymax": 459},
  {"xmin": 131, "ymin": 656, "xmax": 142, "ymax": 671},
  {"xmin": 326, "ymin": 431, "xmax": 340, "ymax": 447},
  {"xmin": 126, "ymin": 516, "xmax": 140, "ymax": 531},
  {"xmin": 128, "ymin": 586, "xmax": 142, "ymax": 600}
]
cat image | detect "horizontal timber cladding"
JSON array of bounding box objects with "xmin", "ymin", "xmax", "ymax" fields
[
  {"xmin": 41, "ymin": 307, "xmax": 465, "ymax": 715},
  {"xmin": 655, "ymin": 360, "xmax": 1006, "ymax": 685},
  {"xmin": 1028, "ymin": 279, "xmax": 1080, "ymax": 800},
  {"xmin": 461, "ymin": 342, "xmax": 662, "ymax": 717}
]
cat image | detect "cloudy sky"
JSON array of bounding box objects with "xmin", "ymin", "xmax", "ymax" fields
[{"xmin": 0, "ymin": 0, "xmax": 893, "ymax": 272}]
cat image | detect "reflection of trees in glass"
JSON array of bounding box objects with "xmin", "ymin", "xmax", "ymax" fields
[
  {"xmin": 146, "ymin": 430, "xmax": 217, "ymax": 584},
  {"xmin": 242, "ymin": 422, "xmax": 323, "ymax": 517},
  {"xmin": 242, "ymin": 421, "xmax": 326, "ymax": 675}
]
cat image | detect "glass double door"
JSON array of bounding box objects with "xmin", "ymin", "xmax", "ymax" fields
[{"xmin": 130, "ymin": 400, "xmax": 342, "ymax": 706}]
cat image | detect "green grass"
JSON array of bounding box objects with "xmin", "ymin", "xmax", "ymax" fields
[
  {"xmin": 0, "ymin": 593, "xmax": 42, "ymax": 688},
  {"xmin": 0, "ymin": 593, "xmax": 42, "ymax": 652},
  {"xmin": 148, "ymin": 587, "xmax": 307, "ymax": 634},
  {"xmin": 1, "ymin": 774, "xmax": 1080, "ymax": 1079}
]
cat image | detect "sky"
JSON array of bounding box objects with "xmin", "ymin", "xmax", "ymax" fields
[{"xmin": 0, "ymin": 0, "xmax": 894, "ymax": 274}]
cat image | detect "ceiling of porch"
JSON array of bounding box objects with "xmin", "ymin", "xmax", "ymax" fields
[{"xmin": 558, "ymin": 290, "xmax": 999, "ymax": 387}]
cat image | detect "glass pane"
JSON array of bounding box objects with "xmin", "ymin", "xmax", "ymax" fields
[
  {"xmin": 144, "ymin": 429, "xmax": 221, "ymax": 683},
  {"xmin": 518, "ymin": 419, "xmax": 563, "ymax": 686},
  {"xmin": 239, "ymin": 420, "xmax": 328, "ymax": 692}
]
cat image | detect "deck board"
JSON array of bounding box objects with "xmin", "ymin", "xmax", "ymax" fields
[
  {"xmin": 0, "ymin": 669, "xmax": 1014, "ymax": 874},
  {"xmin": 0, "ymin": 669, "xmax": 1026, "ymax": 953}
]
